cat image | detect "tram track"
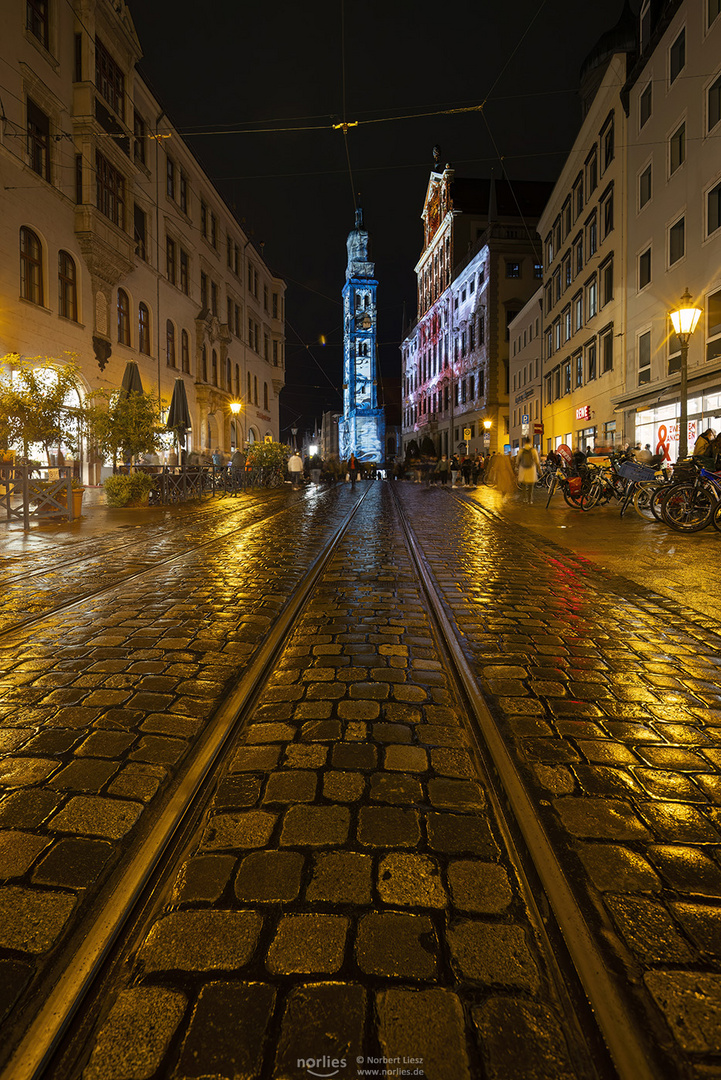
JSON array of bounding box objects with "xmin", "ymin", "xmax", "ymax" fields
[
  {"xmin": 0, "ymin": 481, "xmax": 685, "ymax": 1079},
  {"xmin": 0, "ymin": 486, "xmax": 371, "ymax": 1080},
  {"xmin": 0, "ymin": 489, "xmax": 318, "ymax": 639}
]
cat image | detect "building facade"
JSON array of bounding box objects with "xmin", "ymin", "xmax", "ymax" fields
[
  {"xmin": 615, "ymin": 0, "xmax": 721, "ymax": 458},
  {"xmin": 401, "ymin": 167, "xmax": 552, "ymax": 458},
  {"xmin": 1, "ymin": 0, "xmax": 285, "ymax": 479},
  {"xmin": 339, "ymin": 210, "xmax": 385, "ymax": 463},
  {"xmin": 508, "ymin": 287, "xmax": 544, "ymax": 451}
]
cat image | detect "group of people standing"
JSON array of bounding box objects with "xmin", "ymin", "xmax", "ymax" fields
[{"xmin": 286, "ymin": 452, "xmax": 366, "ymax": 488}]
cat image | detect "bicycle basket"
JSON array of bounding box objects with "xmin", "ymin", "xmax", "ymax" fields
[{"xmin": 617, "ymin": 461, "xmax": 656, "ymax": 481}]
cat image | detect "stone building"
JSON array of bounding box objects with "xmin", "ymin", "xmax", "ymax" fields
[
  {"xmin": 508, "ymin": 288, "xmax": 544, "ymax": 452},
  {"xmin": 400, "ymin": 164, "xmax": 552, "ymax": 458},
  {"xmin": 1, "ymin": 0, "xmax": 285, "ymax": 479},
  {"xmin": 614, "ymin": 0, "xmax": 721, "ymax": 458}
]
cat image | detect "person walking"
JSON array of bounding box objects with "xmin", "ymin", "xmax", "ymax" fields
[
  {"xmin": 492, "ymin": 452, "xmax": 517, "ymax": 501},
  {"xmin": 288, "ymin": 451, "xmax": 303, "ymax": 488},
  {"xmin": 309, "ymin": 453, "xmax": 322, "ymax": 486},
  {"xmin": 348, "ymin": 453, "xmax": 358, "ymax": 488},
  {"xmin": 450, "ymin": 453, "xmax": 461, "ymax": 486},
  {"xmin": 516, "ymin": 438, "xmax": 541, "ymax": 503},
  {"xmin": 435, "ymin": 454, "xmax": 449, "ymax": 484}
]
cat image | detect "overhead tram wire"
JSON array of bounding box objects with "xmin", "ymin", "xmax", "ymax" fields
[{"xmin": 285, "ymin": 317, "xmax": 342, "ymax": 401}]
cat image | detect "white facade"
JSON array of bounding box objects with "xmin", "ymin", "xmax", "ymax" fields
[
  {"xmin": 1, "ymin": 0, "xmax": 285, "ymax": 479},
  {"xmin": 508, "ymin": 288, "xmax": 544, "ymax": 451},
  {"xmin": 538, "ymin": 53, "xmax": 629, "ymax": 456},
  {"xmin": 616, "ymin": 0, "xmax": 721, "ymax": 460}
]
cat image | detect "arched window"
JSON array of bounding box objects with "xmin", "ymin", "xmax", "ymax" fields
[
  {"xmin": 263, "ymin": 382, "xmax": 268, "ymax": 409},
  {"xmin": 211, "ymin": 349, "xmax": 218, "ymax": 386},
  {"xmin": 253, "ymin": 375, "xmax": 258, "ymax": 405},
  {"xmin": 166, "ymin": 320, "xmax": 175, "ymax": 367},
  {"xmin": 181, "ymin": 329, "xmax": 190, "ymax": 373},
  {"xmin": 202, "ymin": 345, "xmax": 208, "ymax": 382},
  {"xmin": 138, "ymin": 302, "xmax": 150, "ymax": 354},
  {"xmin": 117, "ymin": 289, "xmax": 130, "ymax": 344},
  {"xmin": 20, "ymin": 227, "xmax": 43, "ymax": 305},
  {"xmin": 58, "ymin": 250, "xmax": 77, "ymax": 321}
]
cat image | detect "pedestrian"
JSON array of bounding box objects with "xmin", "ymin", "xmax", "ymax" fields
[
  {"xmin": 309, "ymin": 452, "xmax": 322, "ymax": 485},
  {"xmin": 288, "ymin": 450, "xmax": 303, "ymax": 488},
  {"xmin": 693, "ymin": 428, "xmax": 717, "ymax": 463},
  {"xmin": 461, "ymin": 455, "xmax": 473, "ymax": 487},
  {"xmin": 435, "ymin": 454, "xmax": 449, "ymax": 484},
  {"xmin": 492, "ymin": 452, "xmax": 517, "ymax": 500},
  {"xmin": 450, "ymin": 453, "xmax": 461, "ymax": 486},
  {"xmin": 516, "ymin": 438, "xmax": 541, "ymax": 503},
  {"xmin": 348, "ymin": 453, "xmax": 358, "ymax": 488}
]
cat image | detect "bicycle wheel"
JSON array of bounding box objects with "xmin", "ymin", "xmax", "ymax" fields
[
  {"xmin": 545, "ymin": 475, "xmax": 558, "ymax": 508},
  {"xmin": 633, "ymin": 483, "xmax": 661, "ymax": 521},
  {"xmin": 649, "ymin": 484, "xmax": 670, "ymax": 521},
  {"xmin": 713, "ymin": 500, "xmax": 721, "ymax": 533},
  {"xmin": 563, "ymin": 485, "xmax": 585, "ymax": 509},
  {"xmin": 580, "ymin": 480, "xmax": 600, "ymax": 511},
  {"xmin": 660, "ymin": 484, "xmax": 715, "ymax": 532}
]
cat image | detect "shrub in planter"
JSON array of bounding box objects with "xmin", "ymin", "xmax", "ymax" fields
[{"xmin": 104, "ymin": 472, "xmax": 155, "ymax": 507}]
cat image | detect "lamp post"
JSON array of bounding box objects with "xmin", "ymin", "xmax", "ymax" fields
[
  {"xmin": 669, "ymin": 289, "xmax": 702, "ymax": 460},
  {"xmin": 229, "ymin": 401, "xmax": 242, "ymax": 452}
]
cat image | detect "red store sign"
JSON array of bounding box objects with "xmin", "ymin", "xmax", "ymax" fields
[{"xmin": 575, "ymin": 406, "xmax": 591, "ymax": 421}]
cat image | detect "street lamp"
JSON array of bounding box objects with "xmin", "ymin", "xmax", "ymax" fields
[
  {"xmin": 670, "ymin": 289, "xmax": 702, "ymax": 459},
  {"xmin": 483, "ymin": 418, "xmax": 492, "ymax": 449}
]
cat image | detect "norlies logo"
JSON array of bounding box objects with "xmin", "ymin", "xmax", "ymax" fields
[{"xmin": 297, "ymin": 1055, "xmax": 347, "ymax": 1078}]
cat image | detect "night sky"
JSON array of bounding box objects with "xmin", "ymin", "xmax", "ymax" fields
[{"xmin": 127, "ymin": 0, "xmax": 629, "ymax": 437}]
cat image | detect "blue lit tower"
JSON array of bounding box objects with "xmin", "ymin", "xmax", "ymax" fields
[{"xmin": 339, "ymin": 209, "xmax": 385, "ymax": 463}]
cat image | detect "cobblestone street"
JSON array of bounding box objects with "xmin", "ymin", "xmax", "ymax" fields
[{"xmin": 1, "ymin": 481, "xmax": 721, "ymax": 1079}]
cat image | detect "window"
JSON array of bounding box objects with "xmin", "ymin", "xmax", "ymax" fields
[
  {"xmin": 669, "ymin": 217, "xmax": 685, "ymax": 265},
  {"xmin": 586, "ymin": 276, "xmax": 598, "ymax": 321},
  {"xmin": 545, "ymin": 327, "xmax": 553, "ymax": 359},
  {"xmin": 212, "ymin": 350, "xmax": 218, "ymax": 386},
  {"xmin": 202, "ymin": 347, "xmax": 208, "ymax": 382},
  {"xmin": 586, "ymin": 147, "xmax": 598, "ymax": 195},
  {"xmin": 20, "ymin": 227, "xmax": 43, "ymax": 305},
  {"xmin": 670, "ymin": 122, "xmax": 685, "ymax": 174},
  {"xmin": 710, "ymin": 0, "xmax": 721, "ymax": 28},
  {"xmin": 264, "ymin": 285, "xmax": 269, "ymax": 310},
  {"xmin": 138, "ymin": 302, "xmax": 150, "ymax": 355},
  {"xmin": 27, "ymin": 99, "xmax": 50, "ymax": 181},
  {"xmin": 95, "ymin": 37, "xmax": 124, "ymax": 119},
  {"xmin": 180, "ymin": 249, "xmax": 189, "ymax": 294},
  {"xmin": 181, "ymin": 329, "xmax": 190, "ymax": 373},
  {"xmin": 533, "ymin": 262, "xmax": 542, "ymax": 279},
  {"xmin": 553, "ymin": 268, "xmax": 561, "ymax": 304},
  {"xmin": 639, "ymin": 164, "xmax": 652, "ymax": 209},
  {"xmin": 133, "ymin": 111, "xmax": 146, "ymax": 166},
  {"xmin": 134, "ymin": 204, "xmax": 146, "ymax": 260},
  {"xmin": 562, "ymin": 360, "xmax": 571, "ymax": 395},
  {"xmin": 639, "ymin": 247, "xmax": 652, "ymax": 289},
  {"xmin": 573, "ymin": 174, "xmax": 584, "ymax": 220},
  {"xmin": 166, "ymin": 236, "xmax": 176, "ymax": 285},
  {"xmin": 601, "ymin": 257, "xmax": 613, "ymax": 306},
  {"xmin": 210, "ymin": 281, "xmax": 218, "ymax": 317},
  {"xmin": 544, "ymin": 281, "xmax": 553, "ymax": 315},
  {"xmin": 640, "ymin": 82, "xmax": 652, "ymax": 127},
  {"xmin": 709, "ymin": 181, "xmax": 721, "ymax": 236},
  {"xmin": 563, "ymin": 305, "xmax": 571, "ymax": 342},
  {"xmin": 601, "ymin": 116, "xmax": 614, "ymax": 172},
  {"xmin": 574, "ymin": 235, "xmax": 583, "ymax": 276},
  {"xmin": 179, "ymin": 172, "xmax": 187, "ymax": 214},
  {"xmin": 166, "ymin": 321, "xmax": 175, "ymax": 367},
  {"xmin": 506, "ymin": 261, "xmax": 520, "ymax": 278},
  {"xmin": 96, "ymin": 151, "xmax": 124, "ymax": 227},
  {"xmin": 587, "ymin": 340, "xmax": 597, "ymax": 382},
  {"xmin": 638, "ymin": 330, "xmax": 651, "ymax": 385},
  {"xmin": 573, "ymin": 291, "xmax": 583, "ymax": 332},
  {"xmin": 254, "ymin": 375, "xmax": 258, "ymax": 405},
  {"xmin": 272, "ymin": 293, "xmax": 279, "ymax": 318},
  {"xmin": 58, "ymin": 251, "xmax": 77, "ymax": 321},
  {"xmin": 563, "ymin": 253, "xmax": 572, "ymax": 290},
  {"xmin": 117, "ymin": 289, "xmax": 130, "ymax": 345},
  {"xmin": 668, "ymin": 319, "xmax": 682, "ymax": 374},
  {"xmin": 601, "ymin": 328, "xmax": 613, "ymax": 373},
  {"xmin": 601, "ymin": 189, "xmax": 613, "ymax": 238},
  {"xmin": 574, "ymin": 351, "xmax": 583, "ymax": 388},
  {"xmin": 709, "ymin": 74, "xmax": 721, "ymax": 133},
  {"xmin": 553, "ymin": 318, "xmax": 561, "ymax": 352},
  {"xmin": 27, "ymin": 0, "xmax": 48, "ymax": 48},
  {"xmin": 670, "ymin": 28, "xmax": 685, "ymax": 84},
  {"xmin": 708, "ymin": 289, "xmax": 721, "ymax": 361},
  {"xmin": 200, "ymin": 201, "xmax": 208, "ymax": 238},
  {"xmin": 563, "ymin": 197, "xmax": 572, "ymax": 239},
  {"xmin": 166, "ymin": 156, "xmax": 175, "ymax": 199},
  {"xmin": 586, "ymin": 212, "xmax": 597, "ymax": 258},
  {"xmin": 545, "ymin": 233, "xmax": 554, "ymax": 266}
]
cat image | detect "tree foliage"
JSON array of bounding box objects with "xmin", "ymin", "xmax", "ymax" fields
[
  {"xmin": 245, "ymin": 440, "xmax": 288, "ymax": 471},
  {"xmin": 85, "ymin": 390, "xmax": 164, "ymax": 466},
  {"xmin": 0, "ymin": 356, "xmax": 83, "ymax": 462}
]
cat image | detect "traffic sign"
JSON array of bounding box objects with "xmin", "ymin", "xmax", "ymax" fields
[
  {"xmin": 522, "ymin": 414, "xmax": 529, "ymax": 424},
  {"xmin": 463, "ymin": 427, "xmax": 471, "ymax": 440}
]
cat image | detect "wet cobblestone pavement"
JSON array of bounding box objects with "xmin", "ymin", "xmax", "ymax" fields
[
  {"xmin": 77, "ymin": 482, "xmax": 586, "ymax": 1080},
  {"xmin": 2, "ymin": 480, "xmax": 721, "ymax": 1078}
]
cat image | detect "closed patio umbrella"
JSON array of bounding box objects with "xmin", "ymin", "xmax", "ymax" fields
[
  {"xmin": 166, "ymin": 378, "xmax": 192, "ymax": 449},
  {"xmin": 120, "ymin": 360, "xmax": 144, "ymax": 397}
]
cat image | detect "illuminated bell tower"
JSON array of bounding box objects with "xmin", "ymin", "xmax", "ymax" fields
[{"xmin": 339, "ymin": 209, "xmax": 385, "ymax": 462}]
